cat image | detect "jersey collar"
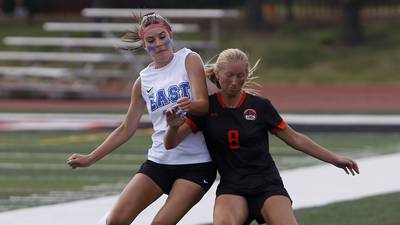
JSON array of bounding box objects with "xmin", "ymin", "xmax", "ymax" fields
[{"xmin": 216, "ymin": 91, "xmax": 247, "ymax": 109}]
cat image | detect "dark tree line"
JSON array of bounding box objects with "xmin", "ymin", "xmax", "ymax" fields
[
  {"xmin": 245, "ymin": 0, "xmax": 389, "ymax": 45},
  {"xmin": 340, "ymin": 0, "xmax": 365, "ymax": 45}
]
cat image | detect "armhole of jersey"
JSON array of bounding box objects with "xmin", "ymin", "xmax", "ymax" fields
[
  {"xmin": 271, "ymin": 120, "xmax": 287, "ymax": 134},
  {"xmin": 184, "ymin": 118, "xmax": 199, "ymax": 133}
]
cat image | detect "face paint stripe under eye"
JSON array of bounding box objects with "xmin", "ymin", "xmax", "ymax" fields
[
  {"xmin": 146, "ymin": 39, "xmax": 172, "ymax": 52},
  {"xmin": 147, "ymin": 45, "xmax": 157, "ymax": 52},
  {"xmin": 163, "ymin": 39, "xmax": 172, "ymax": 46}
]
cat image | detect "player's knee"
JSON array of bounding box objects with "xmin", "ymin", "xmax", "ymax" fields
[
  {"xmin": 269, "ymin": 222, "xmax": 295, "ymax": 225},
  {"xmin": 107, "ymin": 212, "xmax": 132, "ymax": 225},
  {"xmin": 214, "ymin": 216, "xmax": 238, "ymax": 225},
  {"xmin": 151, "ymin": 219, "xmax": 175, "ymax": 225},
  {"xmin": 213, "ymin": 219, "xmax": 230, "ymax": 225},
  {"xmin": 106, "ymin": 217, "xmax": 123, "ymax": 225},
  {"xmin": 267, "ymin": 218, "xmax": 298, "ymax": 225}
]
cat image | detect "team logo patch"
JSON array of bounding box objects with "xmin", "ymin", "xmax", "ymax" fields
[{"xmin": 243, "ymin": 109, "xmax": 257, "ymax": 120}]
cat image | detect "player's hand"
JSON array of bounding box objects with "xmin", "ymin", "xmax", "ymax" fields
[
  {"xmin": 165, "ymin": 108, "xmax": 184, "ymax": 128},
  {"xmin": 332, "ymin": 156, "xmax": 360, "ymax": 176},
  {"xmin": 67, "ymin": 153, "xmax": 94, "ymax": 169},
  {"xmin": 177, "ymin": 97, "xmax": 191, "ymax": 112}
]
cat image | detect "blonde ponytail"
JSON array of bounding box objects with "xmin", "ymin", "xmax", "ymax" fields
[{"xmin": 205, "ymin": 63, "xmax": 220, "ymax": 89}]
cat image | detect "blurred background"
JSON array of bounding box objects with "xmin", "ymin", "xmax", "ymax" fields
[{"xmin": 0, "ymin": 1, "xmax": 400, "ymax": 225}]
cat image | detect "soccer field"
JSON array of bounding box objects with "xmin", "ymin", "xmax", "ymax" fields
[
  {"xmin": 1, "ymin": 130, "xmax": 399, "ymax": 213},
  {"xmin": 294, "ymin": 191, "xmax": 400, "ymax": 225},
  {"xmin": 0, "ymin": 130, "xmax": 151, "ymax": 211}
]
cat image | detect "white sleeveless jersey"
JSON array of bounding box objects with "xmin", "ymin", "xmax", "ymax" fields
[{"xmin": 140, "ymin": 48, "xmax": 211, "ymax": 165}]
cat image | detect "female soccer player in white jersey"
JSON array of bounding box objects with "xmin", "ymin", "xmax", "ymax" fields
[
  {"xmin": 164, "ymin": 48, "xmax": 360, "ymax": 225},
  {"xmin": 67, "ymin": 13, "xmax": 216, "ymax": 225}
]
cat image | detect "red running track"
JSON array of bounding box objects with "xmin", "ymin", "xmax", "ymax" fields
[
  {"xmin": 0, "ymin": 85, "xmax": 399, "ymax": 113},
  {"xmin": 260, "ymin": 85, "xmax": 400, "ymax": 112}
]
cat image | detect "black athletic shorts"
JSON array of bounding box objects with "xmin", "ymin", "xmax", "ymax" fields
[
  {"xmin": 137, "ymin": 160, "xmax": 217, "ymax": 194},
  {"xmin": 216, "ymin": 183, "xmax": 292, "ymax": 225}
]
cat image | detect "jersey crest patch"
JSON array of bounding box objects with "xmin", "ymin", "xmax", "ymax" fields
[{"xmin": 243, "ymin": 109, "xmax": 257, "ymax": 120}]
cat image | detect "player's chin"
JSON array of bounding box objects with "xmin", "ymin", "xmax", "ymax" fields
[{"xmin": 227, "ymin": 89, "xmax": 241, "ymax": 95}]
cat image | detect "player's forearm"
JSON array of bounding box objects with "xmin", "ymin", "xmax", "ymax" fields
[
  {"xmin": 164, "ymin": 127, "xmax": 179, "ymax": 149},
  {"xmin": 188, "ymin": 99, "xmax": 208, "ymax": 116},
  {"xmin": 89, "ymin": 124, "xmax": 134, "ymax": 163},
  {"xmin": 294, "ymin": 134, "xmax": 338, "ymax": 164}
]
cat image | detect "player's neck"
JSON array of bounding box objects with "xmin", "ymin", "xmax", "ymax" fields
[
  {"xmin": 220, "ymin": 91, "xmax": 243, "ymax": 108},
  {"xmin": 154, "ymin": 53, "xmax": 174, "ymax": 69}
]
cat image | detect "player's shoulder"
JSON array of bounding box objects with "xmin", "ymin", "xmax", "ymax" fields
[
  {"xmin": 245, "ymin": 93, "xmax": 280, "ymax": 115},
  {"xmin": 176, "ymin": 47, "xmax": 196, "ymax": 58},
  {"xmin": 245, "ymin": 92, "xmax": 271, "ymax": 105},
  {"xmin": 139, "ymin": 61, "xmax": 155, "ymax": 76}
]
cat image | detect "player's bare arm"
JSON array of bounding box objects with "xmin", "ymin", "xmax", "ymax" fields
[
  {"xmin": 67, "ymin": 78, "xmax": 146, "ymax": 168},
  {"xmin": 275, "ymin": 125, "xmax": 359, "ymax": 175},
  {"xmin": 182, "ymin": 52, "xmax": 208, "ymax": 115}
]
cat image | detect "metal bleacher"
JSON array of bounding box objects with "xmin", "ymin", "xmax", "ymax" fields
[{"xmin": 0, "ymin": 8, "xmax": 240, "ymax": 99}]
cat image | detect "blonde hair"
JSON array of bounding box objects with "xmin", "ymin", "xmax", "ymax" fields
[
  {"xmin": 121, "ymin": 12, "xmax": 172, "ymax": 51},
  {"xmin": 205, "ymin": 48, "xmax": 261, "ymax": 95}
]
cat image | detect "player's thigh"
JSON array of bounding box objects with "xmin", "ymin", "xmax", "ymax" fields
[
  {"xmin": 261, "ymin": 195, "xmax": 298, "ymax": 225},
  {"xmin": 151, "ymin": 178, "xmax": 205, "ymax": 225},
  {"xmin": 213, "ymin": 194, "xmax": 248, "ymax": 225},
  {"xmin": 108, "ymin": 173, "xmax": 163, "ymax": 225}
]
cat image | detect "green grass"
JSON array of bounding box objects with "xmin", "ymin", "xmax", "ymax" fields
[
  {"xmin": 0, "ymin": 131, "xmax": 150, "ymax": 153},
  {"xmin": 0, "ymin": 130, "xmax": 149, "ymax": 210},
  {"xmin": 295, "ymin": 191, "xmax": 400, "ymax": 225},
  {"xmin": 0, "ymin": 131, "xmax": 399, "ymax": 212},
  {"xmin": 206, "ymin": 191, "xmax": 400, "ymax": 225},
  {"xmin": 220, "ymin": 21, "xmax": 400, "ymax": 85}
]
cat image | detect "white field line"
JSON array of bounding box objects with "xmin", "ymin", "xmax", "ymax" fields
[
  {"xmin": 0, "ymin": 152, "xmax": 147, "ymax": 160},
  {"xmin": 1, "ymin": 113, "xmax": 400, "ymax": 131},
  {"xmin": 0, "ymin": 175, "xmax": 120, "ymax": 181},
  {"xmin": 283, "ymin": 114, "xmax": 400, "ymax": 125},
  {"xmin": 0, "ymin": 163, "xmax": 137, "ymax": 171},
  {"xmin": 285, "ymin": 152, "xmax": 400, "ymax": 209},
  {"xmin": 2, "ymin": 113, "xmax": 400, "ymax": 124}
]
